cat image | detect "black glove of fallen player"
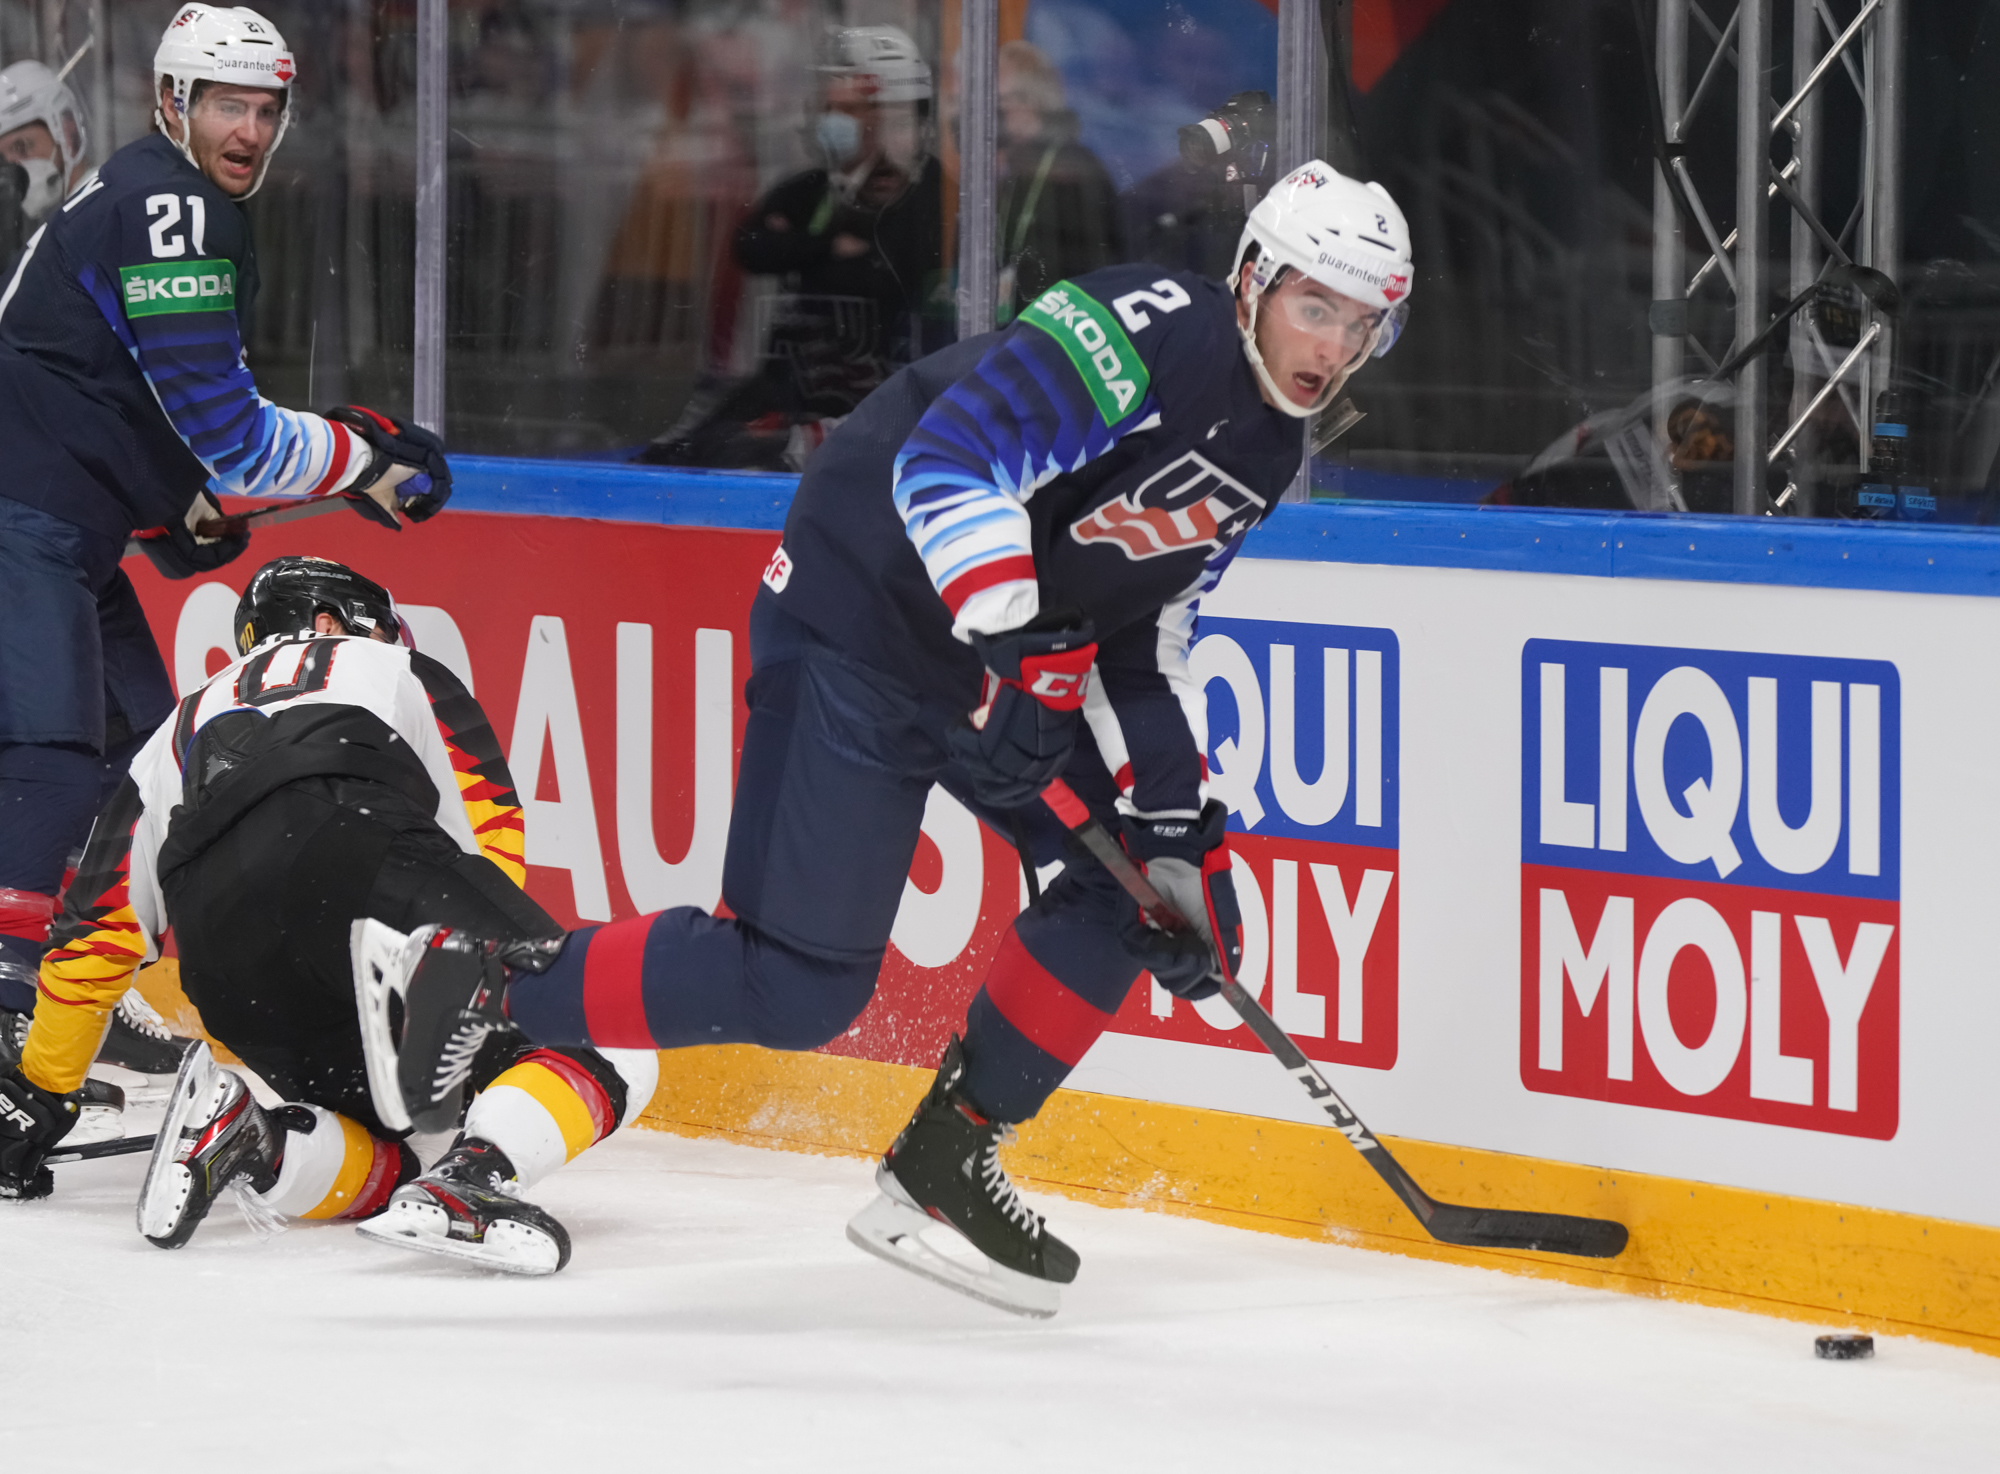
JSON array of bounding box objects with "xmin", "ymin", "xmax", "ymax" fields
[
  {"xmin": 1116, "ymin": 800, "xmax": 1244, "ymax": 1001},
  {"xmin": 325, "ymin": 405, "xmax": 454, "ymax": 528},
  {"xmin": 947, "ymin": 612, "xmax": 1098, "ymax": 809},
  {"xmin": 0, "ymin": 1065, "xmax": 80, "ymax": 1202},
  {"xmin": 135, "ymin": 487, "xmax": 251, "ymax": 580}
]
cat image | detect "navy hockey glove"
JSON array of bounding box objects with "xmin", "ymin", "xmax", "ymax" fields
[
  {"xmin": 326, "ymin": 405, "xmax": 454, "ymax": 527},
  {"xmin": 0, "ymin": 1065, "xmax": 79, "ymax": 1202},
  {"xmin": 134, "ymin": 488, "xmax": 251, "ymax": 580},
  {"xmin": 1117, "ymin": 800, "xmax": 1243, "ymax": 1001},
  {"xmin": 948, "ymin": 614, "xmax": 1098, "ymax": 810}
]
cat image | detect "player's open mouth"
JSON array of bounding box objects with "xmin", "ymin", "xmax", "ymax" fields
[
  {"xmin": 1290, "ymin": 371, "xmax": 1325, "ymax": 402},
  {"xmin": 221, "ymin": 149, "xmax": 257, "ymax": 179}
]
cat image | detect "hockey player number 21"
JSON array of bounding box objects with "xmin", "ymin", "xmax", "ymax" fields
[
  {"xmin": 145, "ymin": 193, "xmax": 208, "ymax": 258},
  {"xmin": 1112, "ymin": 279, "xmax": 1191, "ymax": 333}
]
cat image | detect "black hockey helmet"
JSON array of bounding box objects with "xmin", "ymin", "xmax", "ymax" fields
[{"xmin": 234, "ymin": 556, "xmax": 405, "ymax": 655}]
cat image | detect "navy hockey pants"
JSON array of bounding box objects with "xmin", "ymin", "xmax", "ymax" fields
[
  {"xmin": 0, "ymin": 498, "xmax": 175, "ymax": 1008},
  {"xmin": 507, "ymin": 596, "xmax": 1149, "ymax": 1123}
]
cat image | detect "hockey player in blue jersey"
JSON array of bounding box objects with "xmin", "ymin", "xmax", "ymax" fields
[
  {"xmin": 0, "ymin": 6, "xmax": 451, "ymax": 1071},
  {"xmin": 355, "ymin": 161, "xmax": 1414, "ymax": 1315}
]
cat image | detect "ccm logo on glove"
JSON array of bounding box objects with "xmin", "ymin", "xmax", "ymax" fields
[{"xmin": 1024, "ymin": 655, "xmax": 1093, "ymax": 709}]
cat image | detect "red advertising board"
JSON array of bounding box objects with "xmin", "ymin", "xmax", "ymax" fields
[{"xmin": 126, "ymin": 509, "xmax": 1021, "ymax": 1070}]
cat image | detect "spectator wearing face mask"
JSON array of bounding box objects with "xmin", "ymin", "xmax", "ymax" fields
[
  {"xmin": 638, "ymin": 25, "xmax": 947, "ymax": 470},
  {"xmin": 0, "ymin": 60, "xmax": 94, "ymax": 270}
]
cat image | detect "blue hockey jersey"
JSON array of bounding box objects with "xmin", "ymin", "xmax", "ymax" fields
[
  {"xmin": 0, "ymin": 133, "xmax": 369, "ymax": 539},
  {"xmin": 764, "ymin": 263, "xmax": 1302, "ymax": 819}
]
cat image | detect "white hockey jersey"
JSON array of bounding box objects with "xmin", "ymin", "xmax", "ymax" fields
[{"xmin": 22, "ymin": 634, "xmax": 526, "ymax": 1094}]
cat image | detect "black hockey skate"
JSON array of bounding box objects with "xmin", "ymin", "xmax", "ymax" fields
[
  {"xmin": 351, "ymin": 920, "xmax": 559, "ymax": 1134},
  {"xmin": 0, "ymin": 1004, "xmax": 26, "ymax": 1072},
  {"xmin": 846, "ymin": 1037, "xmax": 1078, "ymax": 1318},
  {"xmin": 138, "ymin": 1041, "xmax": 281, "ymax": 1249},
  {"xmin": 98, "ymin": 991, "xmax": 188, "ymax": 1076},
  {"xmin": 2, "ymin": 993, "xmax": 186, "ymax": 1080},
  {"xmin": 356, "ymin": 1135, "xmax": 571, "ymax": 1275}
]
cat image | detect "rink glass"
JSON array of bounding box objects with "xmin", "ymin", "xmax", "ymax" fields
[{"xmin": 0, "ymin": 2, "xmax": 1990, "ymax": 525}]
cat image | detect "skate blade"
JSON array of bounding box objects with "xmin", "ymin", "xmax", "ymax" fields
[
  {"xmin": 356, "ymin": 1201, "xmax": 564, "ymax": 1277},
  {"xmin": 845, "ymin": 1191, "xmax": 1061, "ymax": 1319},
  {"xmin": 350, "ymin": 918, "xmax": 417, "ymax": 1134},
  {"xmin": 137, "ymin": 1041, "xmax": 219, "ymax": 1244}
]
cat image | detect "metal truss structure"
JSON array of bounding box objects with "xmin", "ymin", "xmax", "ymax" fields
[{"xmin": 1650, "ymin": 0, "xmax": 1904, "ymax": 516}]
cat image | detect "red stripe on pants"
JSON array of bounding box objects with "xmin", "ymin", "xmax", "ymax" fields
[
  {"xmin": 981, "ymin": 926, "xmax": 1114, "ymax": 1069},
  {"xmin": 341, "ymin": 1136, "xmax": 407, "ymax": 1220},
  {"xmin": 581, "ymin": 916, "xmax": 657, "ymax": 1048}
]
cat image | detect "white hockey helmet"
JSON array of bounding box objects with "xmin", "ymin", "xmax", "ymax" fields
[
  {"xmin": 0, "ymin": 60, "xmax": 89, "ymax": 221},
  {"xmin": 153, "ymin": 4, "xmax": 296, "ymax": 198},
  {"xmin": 1231, "ymin": 161, "xmax": 1414, "ymax": 418},
  {"xmin": 823, "ymin": 25, "xmax": 933, "ymax": 105}
]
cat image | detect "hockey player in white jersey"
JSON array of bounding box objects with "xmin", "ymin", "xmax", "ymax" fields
[{"xmin": 0, "ymin": 558, "xmax": 656, "ymax": 1275}]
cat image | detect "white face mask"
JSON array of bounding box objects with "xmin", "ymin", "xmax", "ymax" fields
[
  {"xmin": 814, "ymin": 110, "xmax": 862, "ymax": 165},
  {"xmin": 18, "ymin": 153, "xmax": 64, "ymax": 222}
]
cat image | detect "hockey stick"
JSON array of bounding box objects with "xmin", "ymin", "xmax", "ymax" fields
[
  {"xmin": 1041, "ymin": 780, "xmax": 1629, "ymax": 1259},
  {"xmin": 122, "ymin": 493, "xmax": 363, "ymax": 561},
  {"xmin": 46, "ymin": 1132, "xmax": 158, "ymax": 1166}
]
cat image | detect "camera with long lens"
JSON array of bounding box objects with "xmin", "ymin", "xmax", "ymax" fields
[{"xmin": 1177, "ymin": 90, "xmax": 1275, "ymax": 184}]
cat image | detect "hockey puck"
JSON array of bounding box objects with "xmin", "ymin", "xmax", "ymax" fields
[{"xmin": 1814, "ymin": 1333, "xmax": 1874, "ymax": 1360}]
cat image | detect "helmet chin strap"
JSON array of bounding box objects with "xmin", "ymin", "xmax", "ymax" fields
[{"xmin": 1234, "ymin": 271, "xmax": 1350, "ymax": 421}]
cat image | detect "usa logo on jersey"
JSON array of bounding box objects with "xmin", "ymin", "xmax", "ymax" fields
[{"xmin": 1070, "ymin": 451, "xmax": 1266, "ymax": 561}]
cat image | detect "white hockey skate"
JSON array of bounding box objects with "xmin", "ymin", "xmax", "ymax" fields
[
  {"xmin": 138, "ymin": 1041, "xmax": 280, "ymax": 1248},
  {"xmin": 356, "ymin": 1136, "xmax": 569, "ymax": 1275}
]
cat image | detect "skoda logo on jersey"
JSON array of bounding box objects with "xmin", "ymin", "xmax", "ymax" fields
[
  {"xmin": 1018, "ymin": 282, "xmax": 1150, "ymax": 424},
  {"xmin": 119, "ymin": 260, "xmax": 235, "ymax": 318},
  {"xmin": 1070, "ymin": 451, "xmax": 1265, "ymax": 561}
]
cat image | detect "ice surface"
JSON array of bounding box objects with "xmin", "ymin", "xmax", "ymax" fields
[{"xmin": 7, "ymin": 1124, "xmax": 1997, "ymax": 1472}]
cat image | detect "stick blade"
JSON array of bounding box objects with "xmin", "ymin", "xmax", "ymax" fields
[{"xmin": 1426, "ymin": 1207, "xmax": 1629, "ymax": 1259}]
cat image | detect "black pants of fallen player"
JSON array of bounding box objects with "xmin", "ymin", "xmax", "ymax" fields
[
  {"xmin": 166, "ymin": 776, "xmax": 559, "ymax": 1136},
  {"xmin": 504, "ymin": 595, "xmax": 1148, "ymax": 1124}
]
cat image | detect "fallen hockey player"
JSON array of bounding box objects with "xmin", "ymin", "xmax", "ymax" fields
[
  {"xmin": 0, "ymin": 557, "xmax": 657, "ymax": 1275},
  {"xmin": 355, "ymin": 161, "xmax": 1414, "ymax": 1315}
]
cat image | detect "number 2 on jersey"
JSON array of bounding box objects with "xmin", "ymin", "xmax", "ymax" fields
[{"xmin": 1112, "ymin": 279, "xmax": 1192, "ymax": 333}]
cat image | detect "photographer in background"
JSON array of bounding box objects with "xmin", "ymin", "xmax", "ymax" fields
[
  {"xmin": 1125, "ymin": 89, "xmax": 1274, "ymax": 279},
  {"xmin": 995, "ymin": 41, "xmax": 1123, "ymax": 324},
  {"xmin": 0, "ymin": 60, "xmax": 93, "ymax": 270}
]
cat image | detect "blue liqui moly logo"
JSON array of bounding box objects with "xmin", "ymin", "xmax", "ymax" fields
[
  {"xmin": 1112, "ymin": 618, "xmax": 1401, "ymax": 1069},
  {"xmin": 1520, "ymin": 640, "xmax": 1900, "ymax": 1138}
]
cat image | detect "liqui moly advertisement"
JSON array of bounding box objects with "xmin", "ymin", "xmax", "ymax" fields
[
  {"xmin": 1520, "ymin": 643, "xmax": 1900, "ymax": 1139},
  {"xmin": 1109, "ymin": 618, "xmax": 1401, "ymax": 1071}
]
